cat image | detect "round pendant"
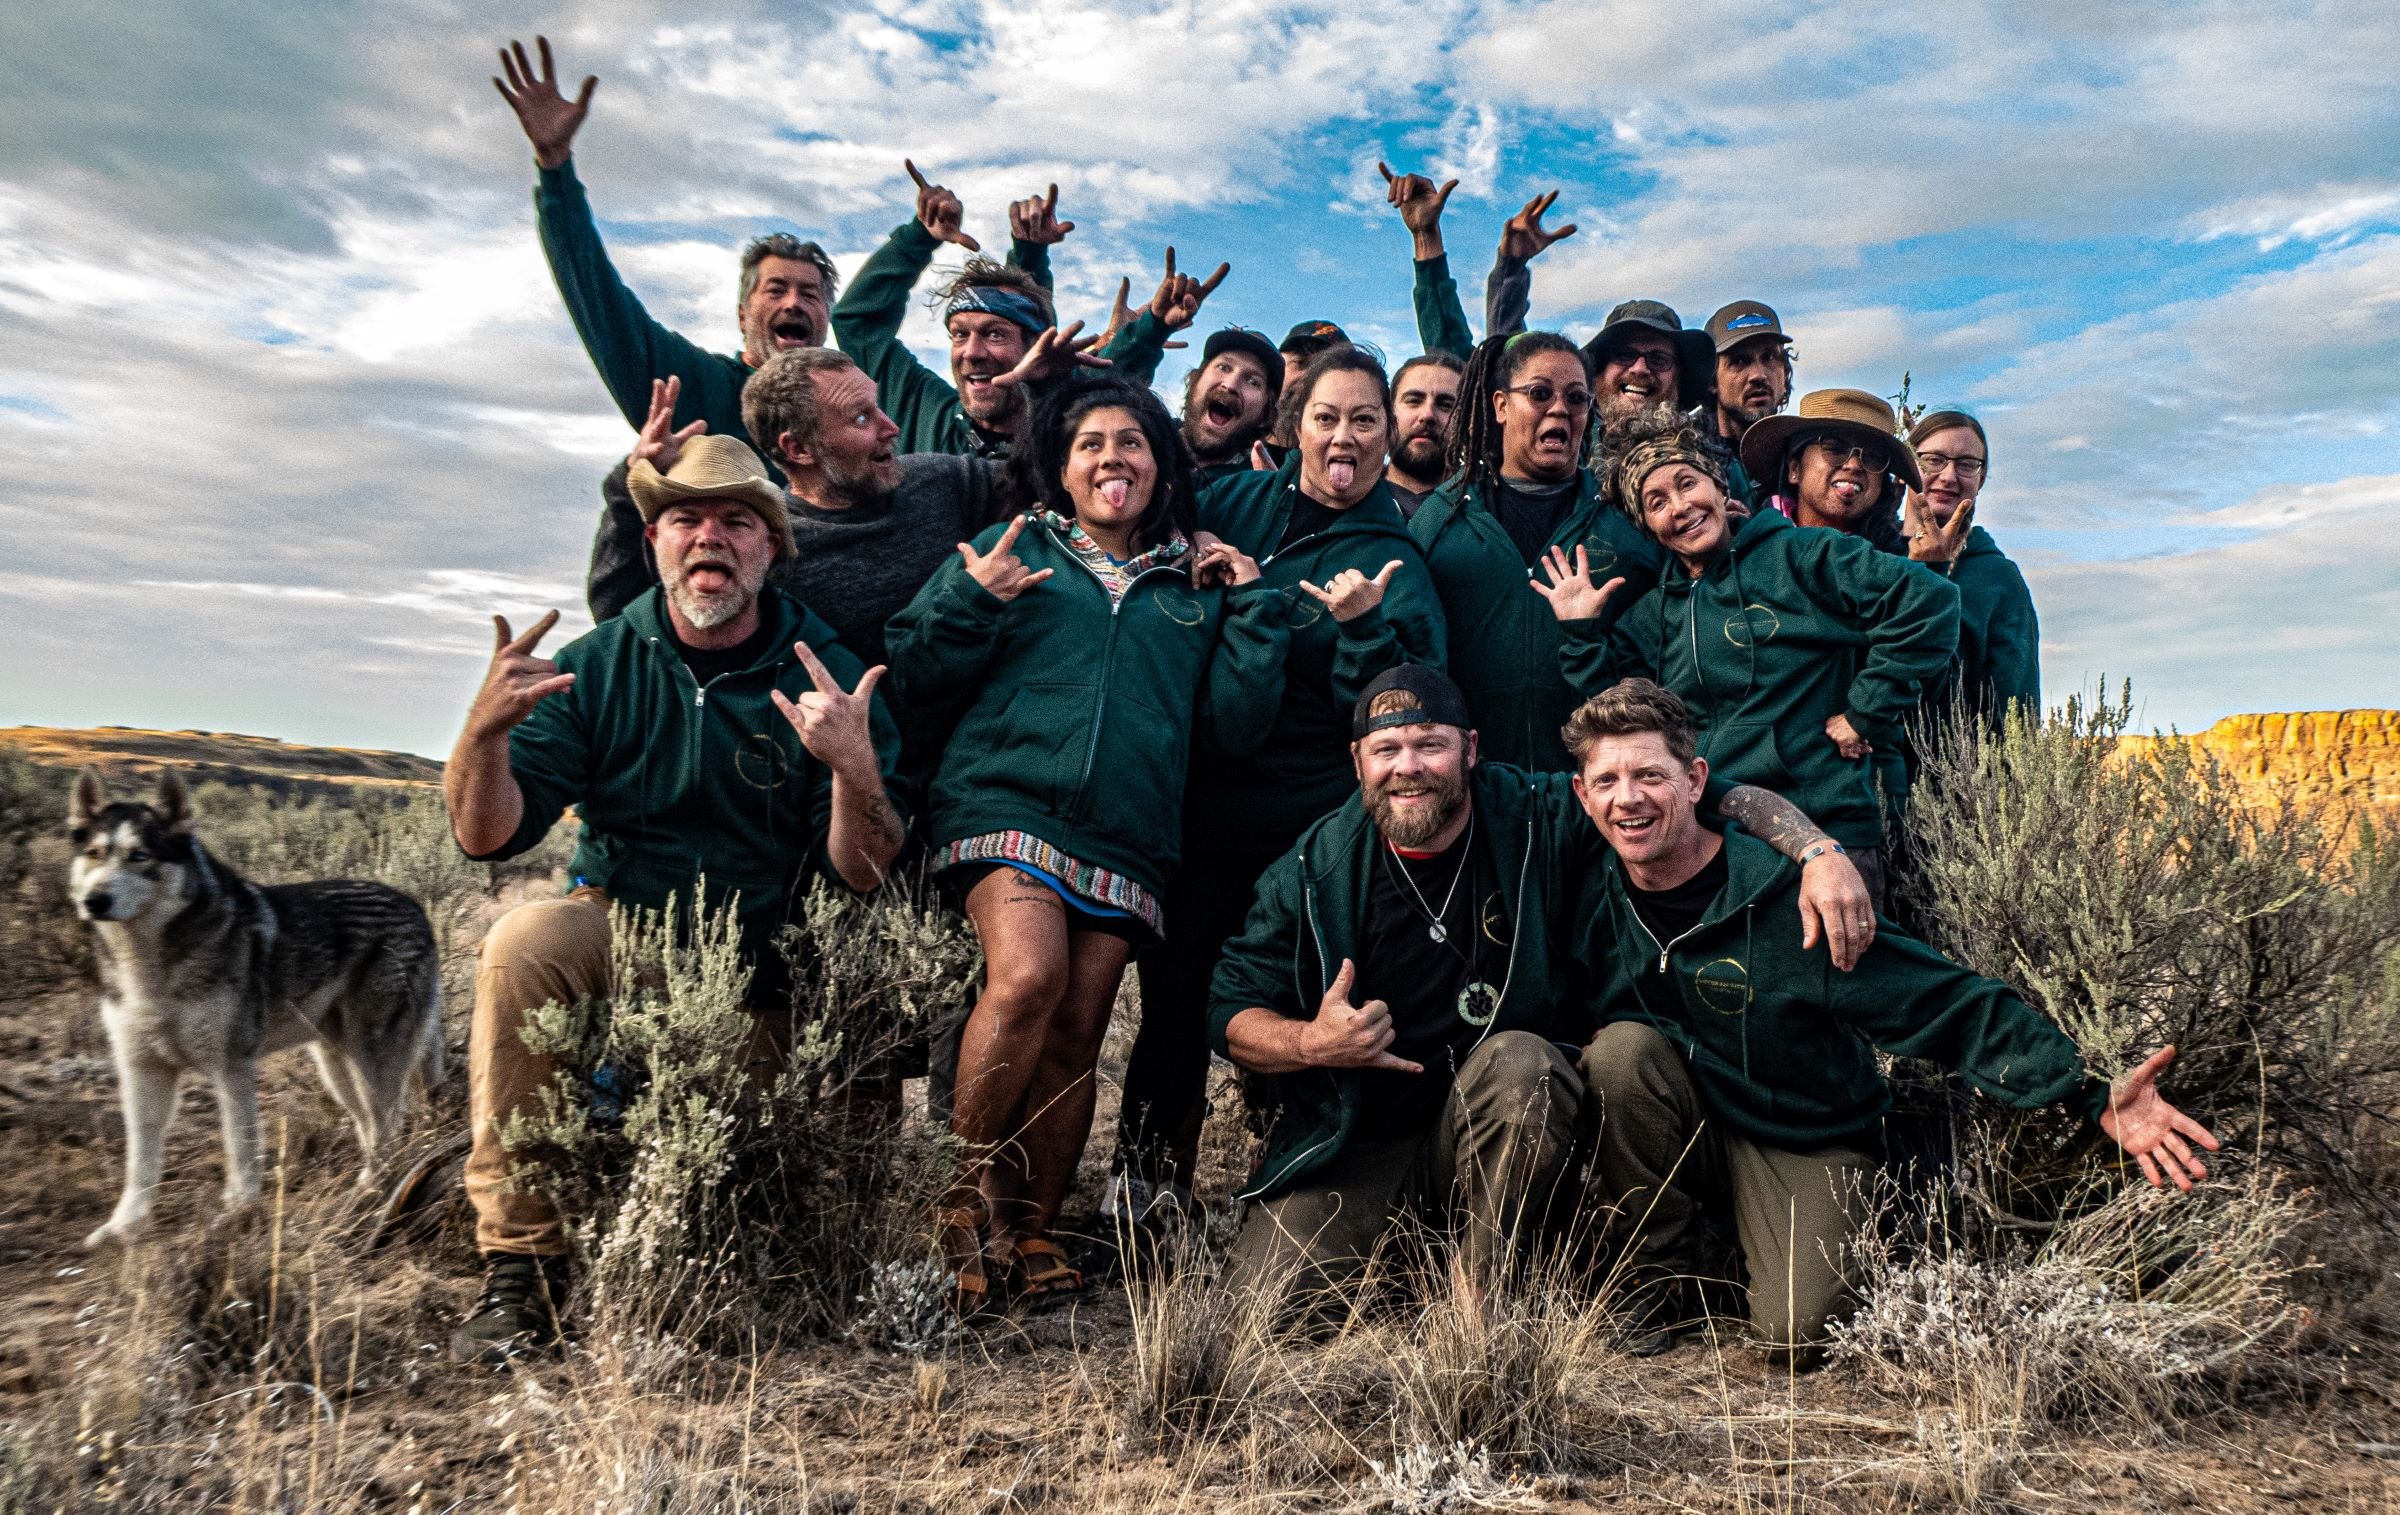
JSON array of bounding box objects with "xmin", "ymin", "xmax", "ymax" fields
[
  {"xmin": 1428, "ymin": 922, "xmax": 1448, "ymax": 944},
  {"xmin": 1456, "ymin": 981, "xmax": 1500, "ymax": 1026}
]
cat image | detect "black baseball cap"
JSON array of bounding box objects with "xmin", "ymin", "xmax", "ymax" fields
[
  {"xmin": 1202, "ymin": 326, "xmax": 1285, "ymax": 383},
  {"xmin": 1280, "ymin": 320, "xmax": 1350, "ymax": 357},
  {"xmin": 1352, "ymin": 664, "xmax": 1473, "ymax": 740}
]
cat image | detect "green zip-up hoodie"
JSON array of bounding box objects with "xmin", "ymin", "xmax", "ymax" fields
[
  {"xmin": 1206, "ymin": 764, "xmax": 1599, "ymax": 1200},
  {"xmin": 1935, "ymin": 525, "xmax": 2041, "ymax": 724},
  {"xmin": 1410, "ymin": 472, "xmax": 1664, "ymax": 771},
  {"xmin": 1187, "ymin": 459, "xmax": 1449, "ymax": 843},
  {"xmin": 829, "ymin": 220, "xmax": 1056, "ymax": 458},
  {"xmin": 1581, "ymin": 827, "xmax": 2108, "ymax": 1151},
  {"xmin": 1561, "ymin": 508, "xmax": 1959, "ymax": 849},
  {"xmin": 532, "ymin": 160, "xmax": 767, "ymax": 472},
  {"xmin": 482, "ymin": 587, "xmax": 904, "ymax": 967},
  {"xmin": 885, "ymin": 518, "xmax": 1293, "ymax": 898}
]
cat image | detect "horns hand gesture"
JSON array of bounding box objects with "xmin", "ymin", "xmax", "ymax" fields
[
  {"xmin": 958, "ymin": 516, "xmax": 1054, "ymax": 602},
  {"xmin": 905, "ymin": 160, "xmax": 980, "ymax": 252},
  {"xmin": 465, "ymin": 611, "xmax": 575, "ymax": 740},
  {"xmin": 1008, "ymin": 182, "xmax": 1074, "ymax": 247},
  {"xmin": 1147, "ymin": 246, "xmax": 1230, "ymax": 333},
  {"xmin": 1299, "ymin": 560, "xmax": 1401, "ymax": 623},
  {"xmin": 2099, "ymin": 1046, "xmax": 2224, "ymax": 1192},
  {"xmin": 494, "ymin": 36, "xmax": 595, "ymax": 170},
  {"xmin": 632, "ymin": 376, "xmax": 706, "ymax": 472},
  {"xmin": 770, "ymin": 643, "xmax": 885, "ymax": 778},
  {"xmin": 1500, "ymin": 189, "xmax": 1577, "ymax": 262},
  {"xmin": 989, "ymin": 320, "xmax": 1109, "ymax": 392},
  {"xmin": 1380, "ymin": 161, "xmax": 1459, "ymax": 259}
]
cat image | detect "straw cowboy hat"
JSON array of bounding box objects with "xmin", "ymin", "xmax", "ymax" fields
[
  {"xmin": 1740, "ymin": 388, "xmax": 1923, "ymax": 494},
  {"xmin": 625, "ymin": 434, "xmax": 794, "ymax": 551}
]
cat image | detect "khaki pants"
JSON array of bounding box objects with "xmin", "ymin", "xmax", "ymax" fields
[
  {"xmin": 1581, "ymin": 1021, "xmax": 1873, "ymax": 1349},
  {"xmin": 1227, "ymin": 1030, "xmax": 1585, "ymax": 1300},
  {"xmin": 465, "ymin": 888, "xmax": 789, "ymax": 1257}
]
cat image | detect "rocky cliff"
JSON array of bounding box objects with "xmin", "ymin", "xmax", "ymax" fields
[{"xmin": 2124, "ymin": 710, "xmax": 2400, "ymax": 840}]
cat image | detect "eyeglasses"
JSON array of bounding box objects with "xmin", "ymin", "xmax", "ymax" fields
[
  {"xmin": 1917, "ymin": 452, "xmax": 1987, "ymax": 480},
  {"xmin": 1801, "ymin": 435, "xmax": 1892, "ymax": 473},
  {"xmin": 1602, "ymin": 348, "xmax": 1677, "ymax": 373},
  {"xmin": 1501, "ymin": 382, "xmax": 1594, "ymax": 411}
]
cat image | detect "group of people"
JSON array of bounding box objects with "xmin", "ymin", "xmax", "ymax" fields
[{"xmin": 442, "ymin": 38, "xmax": 2219, "ymax": 1367}]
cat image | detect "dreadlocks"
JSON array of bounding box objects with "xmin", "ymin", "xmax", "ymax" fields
[{"xmin": 1441, "ymin": 331, "xmax": 1589, "ymax": 482}]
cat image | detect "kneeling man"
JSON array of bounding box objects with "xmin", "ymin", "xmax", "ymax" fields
[
  {"xmin": 1566, "ymin": 679, "xmax": 2218, "ymax": 1356},
  {"xmin": 443, "ymin": 434, "xmax": 907, "ymax": 1363},
  {"xmin": 1209, "ymin": 666, "xmax": 1876, "ymax": 1300}
]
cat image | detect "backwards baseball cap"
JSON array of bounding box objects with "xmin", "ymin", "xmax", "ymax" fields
[
  {"xmin": 1280, "ymin": 320, "xmax": 1350, "ymax": 356},
  {"xmin": 1352, "ymin": 664, "xmax": 1473, "ymax": 740},
  {"xmin": 1705, "ymin": 300, "xmax": 1789, "ymax": 354}
]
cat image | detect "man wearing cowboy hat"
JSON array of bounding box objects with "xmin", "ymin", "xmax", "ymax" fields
[{"xmin": 443, "ymin": 431, "xmax": 906, "ymax": 1365}]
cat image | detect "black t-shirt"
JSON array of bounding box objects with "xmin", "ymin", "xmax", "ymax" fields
[
  {"xmin": 1626, "ymin": 843, "xmax": 1728, "ymax": 952},
  {"xmin": 1490, "ymin": 473, "xmax": 1579, "ymax": 569},
  {"xmin": 666, "ymin": 615, "xmax": 777, "ymax": 688},
  {"xmin": 1351, "ymin": 820, "xmax": 1511, "ymax": 1139},
  {"xmin": 1277, "ymin": 494, "xmax": 1345, "ymax": 554}
]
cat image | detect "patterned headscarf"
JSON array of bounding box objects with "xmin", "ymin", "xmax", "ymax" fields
[{"xmin": 1612, "ymin": 421, "xmax": 1729, "ymax": 520}]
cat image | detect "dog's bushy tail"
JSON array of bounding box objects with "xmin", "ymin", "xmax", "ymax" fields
[{"xmin": 411, "ymin": 981, "xmax": 447, "ymax": 1096}]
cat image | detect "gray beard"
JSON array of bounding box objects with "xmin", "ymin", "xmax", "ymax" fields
[
  {"xmin": 821, "ymin": 456, "xmax": 898, "ymax": 512},
  {"xmin": 1365, "ymin": 773, "xmax": 1469, "ymax": 850},
  {"xmin": 663, "ymin": 558, "xmax": 767, "ymax": 630}
]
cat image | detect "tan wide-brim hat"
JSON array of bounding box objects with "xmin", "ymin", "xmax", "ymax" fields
[
  {"xmin": 1740, "ymin": 387, "xmax": 1922, "ymax": 493},
  {"xmin": 626, "ymin": 434, "xmax": 794, "ymax": 551}
]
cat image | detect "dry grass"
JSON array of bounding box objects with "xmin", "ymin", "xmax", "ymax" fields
[{"xmin": 4, "ymin": 706, "xmax": 2400, "ymax": 1510}]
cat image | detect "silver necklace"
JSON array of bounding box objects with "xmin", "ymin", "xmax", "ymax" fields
[{"xmin": 1387, "ymin": 813, "xmax": 1474, "ymax": 944}]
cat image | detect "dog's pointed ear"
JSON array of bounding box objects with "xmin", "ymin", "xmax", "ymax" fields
[
  {"xmin": 154, "ymin": 767, "xmax": 192, "ymax": 834},
  {"xmin": 70, "ymin": 766, "xmax": 106, "ymax": 829}
]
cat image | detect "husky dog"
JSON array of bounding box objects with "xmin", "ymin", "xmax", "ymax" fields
[{"xmin": 68, "ymin": 766, "xmax": 446, "ymax": 1249}]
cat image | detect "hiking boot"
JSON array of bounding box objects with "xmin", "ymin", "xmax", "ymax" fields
[
  {"xmin": 450, "ymin": 1252, "xmax": 571, "ymax": 1366},
  {"xmin": 1610, "ymin": 1275, "xmax": 1694, "ymax": 1358},
  {"xmin": 1102, "ymin": 1172, "xmax": 1193, "ymax": 1234}
]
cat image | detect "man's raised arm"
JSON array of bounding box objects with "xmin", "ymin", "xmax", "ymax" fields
[
  {"xmin": 447, "ymin": 611, "xmax": 579, "ymax": 859},
  {"xmin": 1381, "ymin": 162, "xmax": 1473, "ymax": 359},
  {"xmin": 1484, "ymin": 189, "xmax": 1577, "ymax": 341}
]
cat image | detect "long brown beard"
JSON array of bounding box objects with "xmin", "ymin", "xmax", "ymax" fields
[{"xmin": 1364, "ymin": 764, "xmax": 1469, "ymax": 849}]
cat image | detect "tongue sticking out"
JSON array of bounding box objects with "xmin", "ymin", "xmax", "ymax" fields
[
  {"xmin": 1099, "ymin": 478, "xmax": 1131, "ymax": 510},
  {"xmin": 1326, "ymin": 459, "xmax": 1356, "ymax": 493}
]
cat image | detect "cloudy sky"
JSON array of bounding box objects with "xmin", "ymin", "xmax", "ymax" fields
[{"xmin": 4, "ymin": 1, "xmax": 2395, "ymax": 756}]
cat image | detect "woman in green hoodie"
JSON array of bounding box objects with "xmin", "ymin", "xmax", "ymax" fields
[
  {"xmin": 1409, "ymin": 332, "xmax": 1663, "ymax": 771},
  {"xmin": 1537, "ymin": 410, "xmax": 1958, "ymax": 903},
  {"xmin": 1903, "ymin": 409, "xmax": 2041, "ymax": 732},
  {"xmin": 1111, "ymin": 346, "xmax": 1449, "ymax": 1230},
  {"xmin": 886, "ymin": 377, "xmax": 1291, "ymax": 1312}
]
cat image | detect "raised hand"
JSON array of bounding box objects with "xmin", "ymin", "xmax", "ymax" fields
[
  {"xmin": 493, "ymin": 37, "xmax": 594, "ymax": 170},
  {"xmin": 1191, "ymin": 538, "xmax": 1263, "ymax": 589},
  {"xmin": 987, "ymin": 319, "xmax": 1109, "ymax": 392},
  {"xmin": 905, "ymin": 160, "xmax": 981, "ymax": 252},
  {"xmin": 1250, "ymin": 440, "xmax": 1275, "ymax": 473},
  {"xmin": 1795, "ymin": 848, "xmax": 1875, "ymax": 972},
  {"xmin": 464, "ymin": 612, "xmax": 575, "ymax": 740},
  {"xmin": 1008, "ymin": 182, "xmax": 1074, "ymax": 246},
  {"xmin": 1824, "ymin": 713, "xmax": 1873, "ymax": 760},
  {"xmin": 632, "ymin": 376, "xmax": 706, "ymax": 471},
  {"xmin": 958, "ymin": 516, "xmax": 1053, "ymax": 601},
  {"xmin": 1299, "ymin": 959, "xmax": 1423, "ymax": 1072},
  {"xmin": 1529, "ymin": 544, "xmax": 1624, "ymax": 622},
  {"xmin": 1904, "ymin": 488, "xmax": 1977, "ymax": 565},
  {"xmin": 1300, "ymin": 560, "xmax": 1401, "ymax": 623},
  {"xmin": 1380, "ymin": 161, "xmax": 1459, "ymax": 260},
  {"xmin": 1145, "ymin": 247, "xmax": 1230, "ymax": 334},
  {"xmin": 770, "ymin": 643, "xmax": 886, "ymax": 778},
  {"xmin": 2098, "ymin": 1047, "xmax": 2222, "ymax": 1192},
  {"xmin": 1500, "ymin": 189, "xmax": 1577, "ymax": 262}
]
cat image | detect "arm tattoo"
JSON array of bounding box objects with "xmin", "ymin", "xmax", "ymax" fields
[{"xmin": 1717, "ymin": 784, "xmax": 1832, "ymax": 864}]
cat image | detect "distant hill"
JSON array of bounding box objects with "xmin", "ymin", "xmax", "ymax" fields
[
  {"xmin": 0, "ymin": 726, "xmax": 442, "ymax": 794},
  {"xmin": 2119, "ymin": 710, "xmax": 2399, "ymax": 840}
]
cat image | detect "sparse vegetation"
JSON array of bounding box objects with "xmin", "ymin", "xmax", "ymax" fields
[{"xmin": 2, "ymin": 698, "xmax": 2397, "ymax": 1511}]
